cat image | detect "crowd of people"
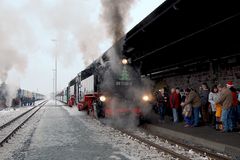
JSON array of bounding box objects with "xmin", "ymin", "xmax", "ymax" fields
[{"xmin": 154, "ymin": 81, "xmax": 240, "ymax": 133}]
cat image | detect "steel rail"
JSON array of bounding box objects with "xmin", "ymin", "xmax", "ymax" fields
[
  {"xmin": 0, "ymin": 101, "xmax": 48, "ymax": 147},
  {"xmin": 141, "ymin": 124, "xmax": 231, "ymax": 160},
  {"xmin": 115, "ymin": 127, "xmax": 191, "ymax": 160},
  {"xmin": 0, "ymin": 100, "xmax": 47, "ymax": 131}
]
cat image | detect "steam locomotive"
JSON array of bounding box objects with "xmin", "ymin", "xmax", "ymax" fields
[{"xmin": 57, "ymin": 40, "xmax": 151, "ymax": 121}]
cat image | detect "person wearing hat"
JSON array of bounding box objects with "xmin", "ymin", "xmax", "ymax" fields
[
  {"xmin": 226, "ymin": 81, "xmax": 238, "ymax": 131},
  {"xmin": 216, "ymin": 84, "xmax": 233, "ymax": 132}
]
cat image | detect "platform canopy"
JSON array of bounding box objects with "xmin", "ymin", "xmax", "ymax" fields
[{"xmin": 123, "ymin": 0, "xmax": 240, "ymax": 78}]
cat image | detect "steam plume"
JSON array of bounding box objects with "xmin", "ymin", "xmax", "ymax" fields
[
  {"xmin": 0, "ymin": 5, "xmax": 28, "ymax": 82},
  {"xmin": 100, "ymin": 0, "xmax": 136, "ymax": 42},
  {"xmin": 0, "ymin": 48, "xmax": 27, "ymax": 82},
  {"xmin": 99, "ymin": 1, "xmax": 155, "ymax": 127},
  {"xmin": 28, "ymin": 0, "xmax": 105, "ymax": 66}
]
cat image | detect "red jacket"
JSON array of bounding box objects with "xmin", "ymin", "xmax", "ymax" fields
[
  {"xmin": 232, "ymin": 91, "xmax": 238, "ymax": 107},
  {"xmin": 170, "ymin": 92, "xmax": 181, "ymax": 108}
]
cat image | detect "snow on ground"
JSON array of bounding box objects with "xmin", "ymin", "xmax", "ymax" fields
[
  {"xmin": 131, "ymin": 129, "xmax": 210, "ymax": 160},
  {"xmin": 0, "ymin": 105, "xmax": 47, "ymax": 160},
  {"xmin": 0, "ymin": 100, "xmax": 45, "ymax": 126},
  {"xmin": 63, "ymin": 105, "xmax": 229, "ymax": 160},
  {"xmin": 44, "ymin": 100, "xmax": 65, "ymax": 106},
  {"xmin": 0, "ymin": 102, "xmax": 212, "ymax": 160},
  {"xmin": 0, "ymin": 105, "xmax": 43, "ymax": 144},
  {"xmin": 63, "ymin": 106, "xmax": 175, "ymax": 160}
]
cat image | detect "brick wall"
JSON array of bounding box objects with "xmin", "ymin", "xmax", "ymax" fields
[{"xmin": 155, "ymin": 65, "xmax": 240, "ymax": 91}]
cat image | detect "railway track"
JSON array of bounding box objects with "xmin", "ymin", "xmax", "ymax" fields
[
  {"xmin": 141, "ymin": 124, "xmax": 231, "ymax": 160},
  {"xmin": 0, "ymin": 100, "xmax": 48, "ymax": 147},
  {"xmin": 114, "ymin": 127, "xmax": 191, "ymax": 160},
  {"xmin": 109, "ymin": 124, "xmax": 231, "ymax": 160}
]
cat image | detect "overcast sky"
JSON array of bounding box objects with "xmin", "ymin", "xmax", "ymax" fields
[{"xmin": 0, "ymin": 0, "xmax": 164, "ymax": 96}]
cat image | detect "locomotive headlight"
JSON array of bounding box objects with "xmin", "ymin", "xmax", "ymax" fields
[
  {"xmin": 100, "ymin": 96, "xmax": 106, "ymax": 102},
  {"xmin": 142, "ymin": 95, "xmax": 150, "ymax": 102},
  {"xmin": 122, "ymin": 59, "xmax": 128, "ymax": 65}
]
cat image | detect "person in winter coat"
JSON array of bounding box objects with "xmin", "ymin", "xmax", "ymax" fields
[
  {"xmin": 226, "ymin": 81, "xmax": 238, "ymax": 130},
  {"xmin": 216, "ymin": 84, "xmax": 233, "ymax": 132},
  {"xmin": 156, "ymin": 89, "xmax": 166, "ymax": 122},
  {"xmin": 200, "ymin": 83, "xmax": 210, "ymax": 124},
  {"xmin": 208, "ymin": 85, "xmax": 220, "ymax": 129},
  {"xmin": 170, "ymin": 88, "xmax": 181, "ymax": 123},
  {"xmin": 181, "ymin": 88, "xmax": 201, "ymax": 127},
  {"xmin": 161, "ymin": 88, "xmax": 171, "ymax": 118},
  {"xmin": 215, "ymin": 103, "xmax": 223, "ymax": 131},
  {"xmin": 237, "ymin": 89, "xmax": 240, "ymax": 125},
  {"xmin": 176, "ymin": 87, "xmax": 183, "ymax": 121},
  {"xmin": 182, "ymin": 90, "xmax": 192, "ymax": 127}
]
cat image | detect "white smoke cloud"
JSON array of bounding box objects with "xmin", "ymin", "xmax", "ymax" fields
[
  {"xmin": 24, "ymin": 0, "xmax": 107, "ymax": 66},
  {"xmin": 0, "ymin": 3, "xmax": 30, "ymax": 82},
  {"xmin": 0, "ymin": 0, "xmax": 160, "ymax": 98},
  {"xmin": 0, "ymin": 0, "xmax": 109, "ymax": 83}
]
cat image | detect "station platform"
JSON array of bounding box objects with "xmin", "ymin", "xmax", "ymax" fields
[{"xmin": 145, "ymin": 117, "xmax": 240, "ymax": 159}]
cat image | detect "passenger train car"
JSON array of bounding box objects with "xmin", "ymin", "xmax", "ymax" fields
[{"xmin": 0, "ymin": 82, "xmax": 45, "ymax": 108}]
